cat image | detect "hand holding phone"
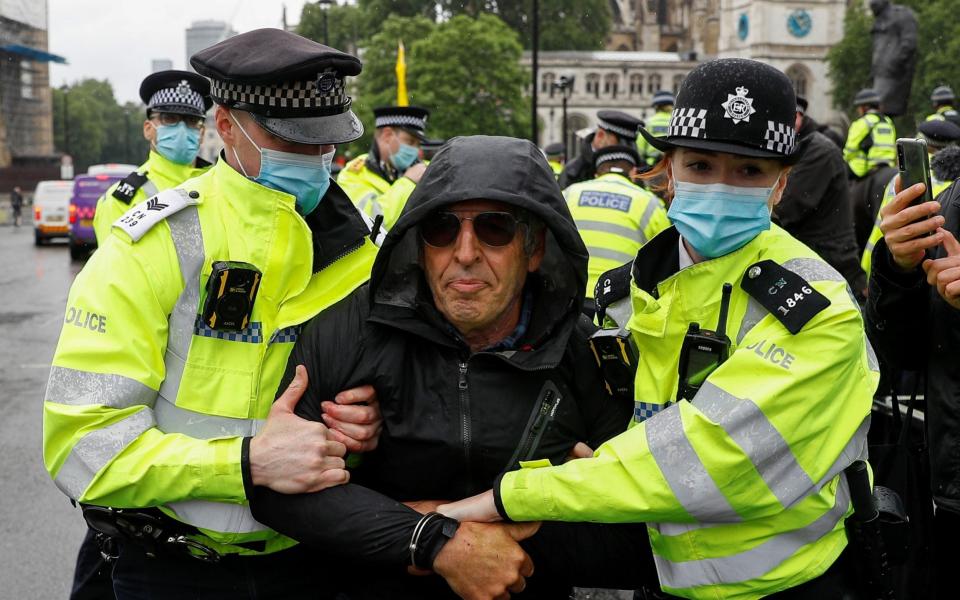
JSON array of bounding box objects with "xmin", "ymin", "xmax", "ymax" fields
[{"xmin": 896, "ymin": 138, "xmax": 934, "ymax": 207}]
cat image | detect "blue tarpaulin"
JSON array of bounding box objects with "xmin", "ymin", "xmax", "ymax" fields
[{"xmin": 0, "ymin": 44, "xmax": 67, "ymax": 64}]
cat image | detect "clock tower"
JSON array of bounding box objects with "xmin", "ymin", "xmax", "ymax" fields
[{"xmin": 718, "ymin": 0, "xmax": 846, "ymax": 124}]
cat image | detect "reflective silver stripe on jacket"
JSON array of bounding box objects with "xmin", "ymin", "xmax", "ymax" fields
[
  {"xmin": 155, "ymin": 393, "xmax": 265, "ymax": 438},
  {"xmin": 166, "ymin": 499, "xmax": 271, "ymax": 534},
  {"xmin": 576, "ymin": 219, "xmax": 647, "ymax": 244},
  {"xmin": 652, "ymin": 475, "xmax": 851, "ymax": 589},
  {"xmin": 158, "ymin": 205, "xmax": 204, "ymax": 404},
  {"xmin": 357, "ymin": 192, "xmax": 383, "ymax": 219},
  {"xmin": 54, "ymin": 408, "xmax": 156, "ymax": 499},
  {"xmin": 637, "ymin": 199, "xmax": 660, "ymax": 237},
  {"xmin": 142, "ymin": 180, "xmax": 159, "ymax": 199},
  {"xmin": 587, "ymin": 247, "xmax": 637, "ymax": 265},
  {"xmin": 645, "ymin": 404, "xmax": 741, "ymax": 522},
  {"xmin": 45, "ymin": 366, "xmax": 157, "ymax": 409}
]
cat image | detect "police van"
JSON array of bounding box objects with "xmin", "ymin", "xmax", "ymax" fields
[{"xmin": 32, "ymin": 179, "xmax": 74, "ymax": 245}]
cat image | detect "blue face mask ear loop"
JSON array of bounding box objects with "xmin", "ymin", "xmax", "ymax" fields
[{"xmin": 228, "ymin": 112, "xmax": 262, "ymax": 179}]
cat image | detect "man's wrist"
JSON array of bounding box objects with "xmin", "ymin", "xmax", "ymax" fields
[{"xmin": 411, "ymin": 513, "xmax": 460, "ymax": 570}]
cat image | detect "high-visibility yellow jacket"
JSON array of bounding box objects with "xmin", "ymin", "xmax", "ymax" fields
[
  {"xmin": 43, "ymin": 159, "xmax": 379, "ymax": 555},
  {"xmin": 843, "ymin": 111, "xmax": 897, "ymax": 178},
  {"xmin": 337, "ymin": 153, "xmax": 416, "ymax": 230},
  {"xmin": 926, "ymin": 105, "xmax": 957, "ymax": 121},
  {"xmin": 637, "ymin": 110, "xmax": 672, "ymax": 166},
  {"xmin": 548, "ymin": 159, "xmax": 563, "ymax": 179},
  {"xmin": 497, "ymin": 225, "xmax": 878, "ymax": 599},
  {"xmin": 564, "ymin": 172, "xmax": 669, "ymax": 298},
  {"xmin": 93, "ymin": 151, "xmax": 211, "ymax": 245},
  {"xmin": 861, "ymin": 170, "xmax": 954, "ymax": 276}
]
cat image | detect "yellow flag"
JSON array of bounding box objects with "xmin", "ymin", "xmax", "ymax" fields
[{"xmin": 396, "ymin": 40, "xmax": 409, "ymax": 107}]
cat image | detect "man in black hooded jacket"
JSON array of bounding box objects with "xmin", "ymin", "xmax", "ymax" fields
[{"xmin": 249, "ymin": 136, "xmax": 644, "ymax": 599}]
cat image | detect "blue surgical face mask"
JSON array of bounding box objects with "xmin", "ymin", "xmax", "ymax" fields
[
  {"xmin": 391, "ymin": 142, "xmax": 420, "ymax": 171},
  {"xmin": 152, "ymin": 121, "xmax": 201, "ymax": 165},
  {"xmin": 231, "ymin": 114, "xmax": 332, "ymax": 215},
  {"xmin": 667, "ymin": 178, "xmax": 779, "ymax": 259}
]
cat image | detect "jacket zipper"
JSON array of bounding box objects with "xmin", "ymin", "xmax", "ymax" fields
[
  {"xmin": 514, "ymin": 387, "xmax": 562, "ymax": 464},
  {"xmin": 458, "ymin": 359, "xmax": 473, "ymax": 493}
]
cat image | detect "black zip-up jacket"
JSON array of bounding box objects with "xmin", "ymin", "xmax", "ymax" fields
[
  {"xmin": 866, "ymin": 147, "xmax": 960, "ymax": 513},
  {"xmin": 774, "ymin": 116, "xmax": 866, "ymax": 294},
  {"xmin": 250, "ymin": 136, "xmax": 638, "ymax": 597}
]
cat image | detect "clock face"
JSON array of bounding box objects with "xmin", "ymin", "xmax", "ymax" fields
[
  {"xmin": 738, "ymin": 13, "xmax": 749, "ymax": 41},
  {"xmin": 787, "ymin": 9, "xmax": 812, "ymax": 38}
]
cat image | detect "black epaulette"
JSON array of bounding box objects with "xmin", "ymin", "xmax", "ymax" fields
[
  {"xmin": 740, "ymin": 259, "xmax": 831, "ymax": 335},
  {"xmin": 112, "ymin": 172, "xmax": 150, "ymax": 205},
  {"xmin": 594, "ymin": 261, "xmax": 633, "ymax": 322}
]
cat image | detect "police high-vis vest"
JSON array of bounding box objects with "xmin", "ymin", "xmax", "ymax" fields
[
  {"xmin": 861, "ymin": 170, "xmax": 954, "ymax": 276},
  {"xmin": 637, "ymin": 111, "xmax": 672, "ymax": 165},
  {"xmin": 564, "ymin": 172, "xmax": 669, "ymax": 298},
  {"xmin": 93, "ymin": 150, "xmax": 211, "ymax": 245},
  {"xmin": 43, "ymin": 159, "xmax": 379, "ymax": 555},
  {"xmin": 843, "ymin": 111, "xmax": 897, "ymax": 178},
  {"xmin": 497, "ymin": 225, "xmax": 878, "ymax": 599},
  {"xmin": 926, "ymin": 105, "xmax": 959, "ymax": 122},
  {"xmin": 338, "ymin": 153, "xmax": 415, "ymax": 230}
]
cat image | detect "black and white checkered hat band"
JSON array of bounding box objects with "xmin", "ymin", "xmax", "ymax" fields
[
  {"xmin": 211, "ymin": 70, "xmax": 347, "ymax": 111},
  {"xmin": 668, "ymin": 108, "xmax": 708, "ymax": 138},
  {"xmin": 598, "ymin": 119, "xmax": 638, "ymax": 140},
  {"xmin": 596, "ymin": 152, "xmax": 636, "ymax": 166},
  {"xmin": 764, "ymin": 120, "xmax": 796, "ymax": 154},
  {"xmin": 375, "ymin": 115, "xmax": 426, "ymax": 131},
  {"xmin": 149, "ymin": 87, "xmax": 205, "ymax": 114}
]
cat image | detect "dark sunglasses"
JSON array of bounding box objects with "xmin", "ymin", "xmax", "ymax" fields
[{"xmin": 420, "ymin": 211, "xmax": 524, "ymax": 248}]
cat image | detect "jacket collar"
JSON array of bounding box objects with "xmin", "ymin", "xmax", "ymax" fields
[
  {"xmin": 214, "ymin": 154, "xmax": 372, "ymax": 273},
  {"xmin": 365, "ymin": 140, "xmax": 398, "ymax": 184}
]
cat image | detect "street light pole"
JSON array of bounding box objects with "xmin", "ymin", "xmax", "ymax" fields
[
  {"xmin": 318, "ymin": 0, "xmax": 334, "ymax": 46},
  {"xmin": 60, "ymin": 84, "xmax": 70, "ymax": 156},
  {"xmin": 531, "ymin": 0, "xmax": 539, "ymax": 144},
  {"xmin": 552, "ymin": 76, "xmax": 574, "ymax": 156}
]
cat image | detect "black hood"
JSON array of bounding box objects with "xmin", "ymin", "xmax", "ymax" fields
[{"xmin": 368, "ymin": 135, "xmax": 589, "ymax": 356}]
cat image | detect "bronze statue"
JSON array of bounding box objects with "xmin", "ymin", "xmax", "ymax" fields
[{"xmin": 869, "ymin": 0, "xmax": 918, "ymax": 117}]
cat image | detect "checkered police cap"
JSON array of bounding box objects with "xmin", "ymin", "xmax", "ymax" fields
[
  {"xmin": 373, "ymin": 106, "xmax": 430, "ymax": 137},
  {"xmin": 140, "ymin": 70, "xmax": 211, "ymax": 118},
  {"xmin": 638, "ymin": 58, "xmax": 803, "ymax": 163},
  {"xmin": 190, "ymin": 28, "xmax": 364, "ymax": 145},
  {"xmin": 594, "ymin": 144, "xmax": 639, "ymax": 169}
]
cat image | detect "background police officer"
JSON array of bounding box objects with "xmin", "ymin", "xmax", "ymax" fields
[
  {"xmin": 338, "ymin": 105, "xmax": 429, "ymax": 229},
  {"xmin": 45, "ymin": 28, "xmax": 382, "ymax": 599},
  {"xmin": 563, "ymin": 144, "xmax": 668, "ymax": 313},
  {"xmin": 92, "ymin": 71, "xmax": 213, "ymax": 245},
  {"xmin": 636, "ymin": 90, "xmax": 674, "ymax": 166},
  {"xmin": 558, "ymin": 110, "xmax": 643, "ymax": 189},
  {"xmin": 927, "ymin": 85, "xmax": 960, "ymax": 124},
  {"xmin": 544, "ymin": 142, "xmax": 565, "ymax": 179},
  {"xmin": 844, "ymin": 87, "xmax": 897, "ymax": 250}
]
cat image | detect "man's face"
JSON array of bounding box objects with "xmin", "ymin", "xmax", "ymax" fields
[
  {"xmin": 379, "ymin": 127, "xmax": 422, "ymax": 166},
  {"xmin": 216, "ymin": 106, "xmax": 332, "ymax": 177},
  {"xmin": 592, "ymin": 128, "xmax": 619, "ymax": 151},
  {"xmin": 421, "ymin": 200, "xmax": 544, "ymax": 338}
]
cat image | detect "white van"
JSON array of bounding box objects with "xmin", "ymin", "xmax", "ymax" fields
[{"xmin": 33, "ymin": 179, "xmax": 74, "ymax": 245}]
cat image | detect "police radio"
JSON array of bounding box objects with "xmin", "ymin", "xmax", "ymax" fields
[
  {"xmin": 677, "ymin": 283, "xmax": 732, "ymax": 402},
  {"xmin": 201, "ymin": 262, "xmax": 261, "ymax": 331}
]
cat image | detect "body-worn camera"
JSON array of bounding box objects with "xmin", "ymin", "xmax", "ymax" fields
[
  {"xmin": 201, "ymin": 261, "xmax": 262, "ymax": 331},
  {"xmin": 589, "ymin": 328, "xmax": 638, "ymax": 401},
  {"xmin": 676, "ymin": 283, "xmax": 733, "ymax": 402}
]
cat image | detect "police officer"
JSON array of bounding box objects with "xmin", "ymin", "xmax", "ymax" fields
[
  {"xmin": 861, "ymin": 118, "xmax": 960, "ymax": 276},
  {"xmin": 636, "ymin": 89, "xmax": 674, "ymax": 166},
  {"xmin": 563, "ymin": 144, "xmax": 668, "ymax": 312},
  {"xmin": 844, "ymin": 88, "xmax": 898, "ymax": 250},
  {"xmin": 43, "ymin": 28, "xmax": 383, "ymax": 598},
  {"xmin": 338, "ymin": 105, "xmax": 429, "ymax": 229},
  {"xmin": 558, "ymin": 110, "xmax": 643, "ymax": 188},
  {"xmin": 441, "ymin": 58, "xmax": 876, "ymax": 599},
  {"xmin": 92, "ymin": 71, "xmax": 214, "ymax": 245},
  {"xmin": 544, "ymin": 142, "xmax": 565, "ymax": 179},
  {"xmin": 926, "ymin": 85, "xmax": 960, "ymax": 124}
]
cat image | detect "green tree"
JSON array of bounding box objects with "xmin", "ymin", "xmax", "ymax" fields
[
  {"xmin": 297, "ymin": 2, "xmax": 372, "ymax": 55},
  {"xmin": 440, "ymin": 0, "xmax": 611, "ymax": 50},
  {"xmin": 410, "ymin": 14, "xmax": 530, "ymax": 138}
]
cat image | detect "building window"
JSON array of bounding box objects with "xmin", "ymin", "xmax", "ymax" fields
[
  {"xmin": 604, "ymin": 74, "xmax": 619, "ymax": 99},
  {"xmin": 541, "ymin": 72, "xmax": 555, "ymax": 95},
  {"xmin": 786, "ymin": 64, "xmax": 810, "ymax": 99},
  {"xmin": 585, "ymin": 73, "xmax": 601, "ymax": 98},
  {"xmin": 648, "ymin": 74, "xmax": 662, "ymax": 95},
  {"xmin": 20, "ymin": 61, "xmax": 34, "ymax": 99},
  {"xmin": 629, "ymin": 73, "xmax": 643, "ymax": 95},
  {"xmin": 673, "ymin": 74, "xmax": 684, "ymax": 94}
]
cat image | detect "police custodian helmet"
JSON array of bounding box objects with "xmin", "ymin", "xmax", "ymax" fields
[
  {"xmin": 190, "ymin": 28, "xmax": 364, "ymax": 145},
  {"xmin": 638, "ymin": 58, "xmax": 801, "ymax": 163}
]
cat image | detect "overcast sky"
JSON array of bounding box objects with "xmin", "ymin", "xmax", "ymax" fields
[{"xmin": 48, "ymin": 0, "xmax": 314, "ymax": 103}]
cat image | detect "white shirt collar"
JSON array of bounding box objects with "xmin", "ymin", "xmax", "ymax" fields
[{"xmin": 678, "ymin": 236, "xmax": 695, "ymax": 270}]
